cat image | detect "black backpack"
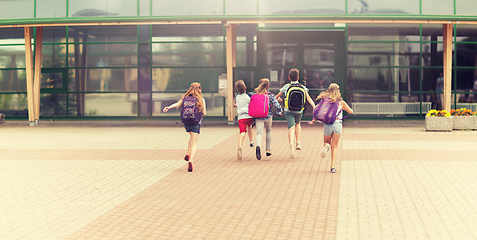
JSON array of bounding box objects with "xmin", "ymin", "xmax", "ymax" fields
[{"xmin": 285, "ymin": 83, "xmax": 306, "ymax": 111}]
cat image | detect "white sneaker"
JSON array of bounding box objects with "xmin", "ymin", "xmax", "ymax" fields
[
  {"xmin": 321, "ymin": 143, "xmax": 331, "ymax": 158},
  {"xmin": 288, "ymin": 143, "xmax": 295, "ymax": 159},
  {"xmin": 237, "ymin": 146, "xmax": 243, "ymax": 160}
]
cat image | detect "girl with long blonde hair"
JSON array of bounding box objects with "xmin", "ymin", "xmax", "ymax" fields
[
  {"xmin": 163, "ymin": 82, "xmax": 206, "ymax": 172},
  {"xmin": 253, "ymin": 78, "xmax": 283, "ymax": 160},
  {"xmin": 309, "ymin": 83, "xmax": 353, "ymax": 173}
]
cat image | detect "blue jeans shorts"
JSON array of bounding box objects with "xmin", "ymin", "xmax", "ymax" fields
[
  {"xmin": 184, "ymin": 124, "xmax": 201, "ymax": 134},
  {"xmin": 323, "ymin": 121, "xmax": 342, "ymax": 136}
]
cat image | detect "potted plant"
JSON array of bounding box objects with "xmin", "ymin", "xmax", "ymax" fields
[
  {"xmin": 473, "ymin": 111, "xmax": 477, "ymax": 130},
  {"xmin": 451, "ymin": 108, "xmax": 474, "ymax": 130},
  {"xmin": 425, "ymin": 109, "xmax": 452, "ymax": 131}
]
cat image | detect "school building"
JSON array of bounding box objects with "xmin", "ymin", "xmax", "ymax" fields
[{"xmin": 1, "ymin": 0, "xmax": 477, "ymax": 125}]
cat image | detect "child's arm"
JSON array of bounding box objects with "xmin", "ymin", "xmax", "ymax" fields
[
  {"xmin": 305, "ymin": 91, "xmax": 316, "ymax": 109},
  {"xmin": 163, "ymin": 100, "xmax": 182, "ymax": 112},
  {"xmin": 341, "ymin": 101, "xmax": 353, "ymax": 114},
  {"xmin": 308, "ymin": 118, "xmax": 317, "ymax": 125}
]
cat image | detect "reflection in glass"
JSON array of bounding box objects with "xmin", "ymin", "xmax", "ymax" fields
[
  {"xmin": 69, "ymin": 0, "xmax": 137, "ymax": 17},
  {"xmin": 349, "ymin": 67, "xmax": 420, "ymax": 92},
  {"xmin": 236, "ymin": 42, "xmax": 256, "ymax": 67},
  {"xmin": 421, "ymin": 0, "xmax": 454, "ymax": 15},
  {"xmin": 0, "ymin": 28, "xmax": 26, "ymax": 44},
  {"xmin": 42, "ymin": 27, "xmax": 67, "ymax": 43},
  {"xmin": 0, "ymin": 0, "xmax": 34, "ymax": 19},
  {"xmin": 304, "ymin": 43, "xmax": 334, "ymax": 66},
  {"xmin": 456, "ymin": 69, "xmax": 476, "ymax": 91},
  {"xmin": 0, "ymin": 70, "xmax": 27, "ymax": 92},
  {"xmin": 0, "ymin": 46, "xmax": 26, "ymax": 67},
  {"xmin": 40, "ymin": 93, "xmax": 67, "ymax": 116},
  {"xmin": 422, "ymin": 42, "xmax": 443, "ymax": 67},
  {"xmin": 42, "ymin": 45, "xmax": 66, "ymax": 68},
  {"xmin": 68, "ymin": 68, "xmax": 137, "ymax": 92},
  {"xmin": 348, "ymin": 24, "xmax": 420, "ymax": 39},
  {"xmin": 69, "ymin": 93, "xmax": 137, "ymax": 116},
  {"xmin": 153, "ymin": 93, "xmax": 224, "ymax": 116},
  {"xmin": 456, "ymin": 43, "xmax": 477, "ymax": 67},
  {"xmin": 68, "ymin": 44, "xmax": 137, "ymax": 67},
  {"xmin": 348, "ymin": 42, "xmax": 420, "ymax": 67},
  {"xmin": 68, "ymin": 26, "xmax": 138, "ymax": 42},
  {"xmin": 152, "ymin": 68, "xmax": 222, "ymax": 92},
  {"xmin": 347, "ymin": 0, "xmax": 419, "ymax": 14},
  {"xmin": 36, "ymin": 0, "xmax": 66, "ymax": 18},
  {"xmin": 267, "ymin": 43, "xmax": 297, "ymax": 66},
  {"xmin": 304, "ymin": 69, "xmax": 335, "ymax": 90},
  {"xmin": 152, "ymin": 0, "xmax": 223, "ymax": 15},
  {"xmin": 0, "ymin": 94, "xmax": 28, "ymax": 116},
  {"xmin": 152, "ymin": 43, "xmax": 224, "ymax": 67},
  {"xmin": 236, "ymin": 71, "xmax": 255, "ymax": 89},
  {"xmin": 41, "ymin": 73, "xmax": 63, "ymax": 89},
  {"xmin": 259, "ymin": 0, "xmax": 345, "ymax": 15},
  {"xmin": 266, "ymin": 68, "xmax": 298, "ymax": 90}
]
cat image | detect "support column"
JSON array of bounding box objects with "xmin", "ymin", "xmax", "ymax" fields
[
  {"xmin": 24, "ymin": 27, "xmax": 35, "ymax": 126},
  {"xmin": 443, "ymin": 24, "xmax": 453, "ymax": 112},
  {"xmin": 225, "ymin": 24, "xmax": 237, "ymax": 124},
  {"xmin": 33, "ymin": 27, "xmax": 43, "ymax": 125}
]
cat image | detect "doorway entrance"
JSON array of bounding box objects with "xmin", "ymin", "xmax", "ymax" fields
[{"xmin": 257, "ymin": 31, "xmax": 346, "ymax": 118}]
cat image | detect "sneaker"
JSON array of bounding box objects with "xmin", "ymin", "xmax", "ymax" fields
[
  {"xmin": 184, "ymin": 153, "xmax": 190, "ymax": 161},
  {"xmin": 256, "ymin": 146, "xmax": 261, "ymax": 160},
  {"xmin": 321, "ymin": 144, "xmax": 331, "ymax": 158},
  {"xmin": 250, "ymin": 142, "xmax": 254, "ymax": 147},
  {"xmin": 237, "ymin": 146, "xmax": 243, "ymax": 160},
  {"xmin": 330, "ymin": 168, "xmax": 337, "ymax": 173},
  {"xmin": 288, "ymin": 143, "xmax": 295, "ymax": 159},
  {"xmin": 296, "ymin": 143, "xmax": 301, "ymax": 150},
  {"xmin": 188, "ymin": 162, "xmax": 193, "ymax": 172},
  {"xmin": 266, "ymin": 151, "xmax": 272, "ymax": 156}
]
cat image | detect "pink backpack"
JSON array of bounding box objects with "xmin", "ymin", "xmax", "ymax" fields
[{"xmin": 248, "ymin": 93, "xmax": 269, "ymax": 118}]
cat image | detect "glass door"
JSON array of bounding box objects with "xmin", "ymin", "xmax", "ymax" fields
[
  {"xmin": 257, "ymin": 31, "xmax": 346, "ymax": 119},
  {"xmin": 40, "ymin": 68, "xmax": 69, "ymax": 116}
]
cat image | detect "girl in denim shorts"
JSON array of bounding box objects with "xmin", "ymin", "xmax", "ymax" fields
[
  {"xmin": 163, "ymin": 82, "xmax": 206, "ymax": 172},
  {"xmin": 309, "ymin": 83, "xmax": 353, "ymax": 173}
]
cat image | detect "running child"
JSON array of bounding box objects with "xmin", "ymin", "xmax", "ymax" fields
[
  {"xmin": 309, "ymin": 83, "xmax": 353, "ymax": 173},
  {"xmin": 235, "ymin": 80, "xmax": 255, "ymax": 160},
  {"xmin": 163, "ymin": 82, "xmax": 206, "ymax": 172}
]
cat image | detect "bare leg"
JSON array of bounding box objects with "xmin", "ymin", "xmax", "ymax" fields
[
  {"xmin": 295, "ymin": 122, "xmax": 302, "ymax": 144},
  {"xmin": 247, "ymin": 125, "xmax": 254, "ymax": 145},
  {"xmin": 288, "ymin": 126, "xmax": 296, "ymax": 144},
  {"xmin": 330, "ymin": 134, "xmax": 341, "ymax": 169},
  {"xmin": 238, "ymin": 132, "xmax": 246, "ymax": 147},
  {"xmin": 188, "ymin": 132, "xmax": 199, "ymax": 162}
]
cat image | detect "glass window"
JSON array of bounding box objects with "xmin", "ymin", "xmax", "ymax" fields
[
  {"xmin": 0, "ymin": 46, "xmax": 26, "ymax": 68},
  {"xmin": 350, "ymin": 93, "xmax": 425, "ymax": 116},
  {"xmin": 456, "ymin": 0, "xmax": 477, "ymax": 15},
  {"xmin": 0, "ymin": 0, "xmax": 34, "ymax": 19},
  {"xmin": 456, "ymin": 43, "xmax": 477, "ymax": 67},
  {"xmin": 69, "ymin": 93, "xmax": 137, "ymax": 116},
  {"xmin": 456, "ymin": 69, "xmax": 476, "ymax": 91},
  {"xmin": 40, "ymin": 93, "xmax": 67, "ymax": 116},
  {"xmin": 422, "ymin": 68, "xmax": 444, "ymax": 92},
  {"xmin": 225, "ymin": 0, "xmax": 257, "ymax": 15},
  {"xmin": 266, "ymin": 68, "xmax": 298, "ymax": 90},
  {"xmin": 236, "ymin": 71, "xmax": 255, "ymax": 89},
  {"xmin": 348, "ymin": 24, "xmax": 420, "ymax": 40},
  {"xmin": 36, "ymin": 0, "xmax": 67, "ymax": 18},
  {"xmin": 151, "ymin": 0, "xmax": 223, "ymax": 15},
  {"xmin": 349, "ymin": 67, "xmax": 420, "ymax": 91},
  {"xmin": 304, "ymin": 43, "xmax": 334, "ymax": 66},
  {"xmin": 139, "ymin": 0, "xmax": 150, "ymax": 16},
  {"xmin": 259, "ymin": 0, "xmax": 345, "ymax": 15},
  {"xmin": 69, "ymin": 0, "xmax": 137, "ymax": 17},
  {"xmin": 42, "ymin": 27, "xmax": 67, "ymax": 43},
  {"xmin": 422, "ymin": 42, "xmax": 443, "ymax": 67},
  {"xmin": 237, "ymin": 24, "xmax": 258, "ymax": 42},
  {"xmin": 152, "ymin": 43, "xmax": 224, "ymax": 67},
  {"xmin": 0, "ymin": 28, "xmax": 26, "ymax": 44},
  {"xmin": 152, "ymin": 25, "xmax": 224, "ymax": 41},
  {"xmin": 348, "ymin": 42, "xmax": 420, "ymax": 67},
  {"xmin": 153, "ymin": 92, "xmax": 224, "ymax": 117},
  {"xmin": 422, "ymin": 0, "xmax": 454, "ymax": 15},
  {"xmin": 68, "ymin": 26, "xmax": 138, "ymax": 43},
  {"xmin": 304, "ymin": 68, "xmax": 335, "ymax": 90},
  {"xmin": 236, "ymin": 42, "xmax": 256, "ymax": 67},
  {"xmin": 68, "ymin": 44, "xmax": 137, "ymax": 68},
  {"xmin": 0, "ymin": 70, "xmax": 27, "ymax": 92},
  {"xmin": 0, "ymin": 94, "xmax": 28, "ymax": 116},
  {"xmin": 152, "ymin": 68, "xmax": 223, "ymax": 92},
  {"xmin": 347, "ymin": 0, "xmax": 419, "ymax": 14},
  {"xmin": 267, "ymin": 43, "xmax": 297, "ymax": 66},
  {"xmin": 42, "ymin": 45, "xmax": 67, "ymax": 68},
  {"xmin": 421, "ymin": 24, "xmax": 445, "ymax": 42},
  {"xmin": 69, "ymin": 68, "xmax": 137, "ymax": 92}
]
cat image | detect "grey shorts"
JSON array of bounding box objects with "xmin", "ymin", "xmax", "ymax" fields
[
  {"xmin": 323, "ymin": 121, "xmax": 342, "ymax": 136},
  {"xmin": 285, "ymin": 111, "xmax": 303, "ymax": 129}
]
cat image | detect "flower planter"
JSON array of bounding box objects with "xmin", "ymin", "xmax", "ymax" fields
[
  {"xmin": 474, "ymin": 116, "xmax": 477, "ymax": 130},
  {"xmin": 453, "ymin": 116, "xmax": 474, "ymax": 130},
  {"xmin": 425, "ymin": 116, "xmax": 453, "ymax": 132}
]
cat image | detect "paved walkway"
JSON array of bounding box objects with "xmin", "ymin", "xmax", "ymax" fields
[{"xmin": 1, "ymin": 120, "xmax": 477, "ymax": 240}]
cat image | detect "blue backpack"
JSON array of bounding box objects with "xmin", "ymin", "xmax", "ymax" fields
[{"xmin": 181, "ymin": 96, "xmax": 203, "ymax": 125}]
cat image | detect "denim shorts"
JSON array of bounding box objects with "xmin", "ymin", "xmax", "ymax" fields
[
  {"xmin": 323, "ymin": 121, "xmax": 342, "ymax": 136},
  {"xmin": 184, "ymin": 124, "xmax": 201, "ymax": 134},
  {"xmin": 285, "ymin": 111, "xmax": 303, "ymax": 129}
]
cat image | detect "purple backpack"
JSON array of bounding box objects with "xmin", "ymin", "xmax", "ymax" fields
[
  {"xmin": 181, "ymin": 96, "xmax": 203, "ymax": 125},
  {"xmin": 313, "ymin": 97, "xmax": 341, "ymax": 124}
]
